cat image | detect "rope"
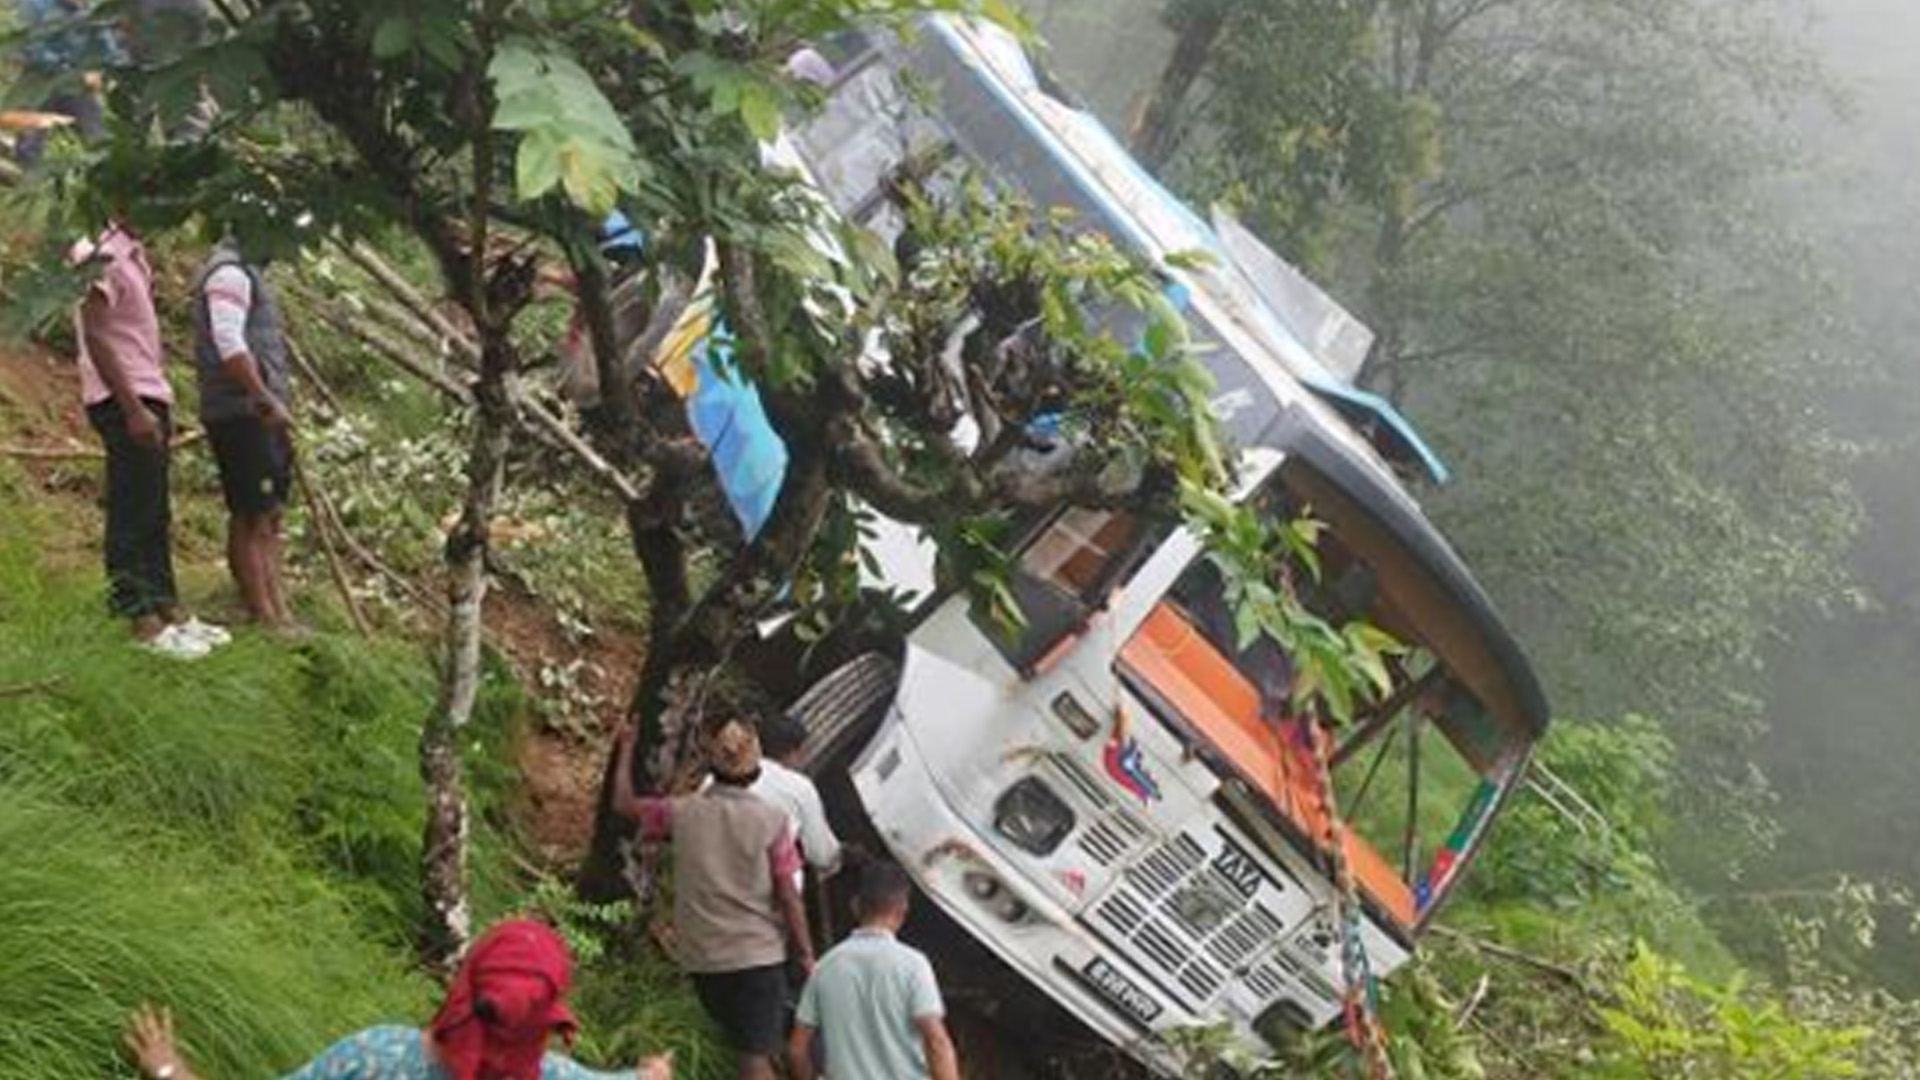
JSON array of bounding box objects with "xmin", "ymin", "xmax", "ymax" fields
[{"xmin": 1296, "ymin": 713, "xmax": 1397, "ymax": 1080}]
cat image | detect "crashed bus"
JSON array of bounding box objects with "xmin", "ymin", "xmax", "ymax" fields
[{"xmin": 725, "ymin": 17, "xmax": 1550, "ymax": 1073}]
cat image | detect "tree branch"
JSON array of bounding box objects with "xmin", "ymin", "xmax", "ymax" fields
[
  {"xmin": 297, "ymin": 278, "xmax": 646, "ymax": 505},
  {"xmin": 340, "ymin": 240, "xmax": 481, "ymax": 365},
  {"xmin": 0, "ymin": 677, "xmax": 62, "ymax": 698},
  {"xmin": 290, "ymin": 450, "xmax": 372, "ymax": 636},
  {"xmin": 567, "ymin": 247, "xmax": 634, "ymax": 431},
  {"xmin": 303, "ymin": 295, "xmax": 476, "ymax": 404},
  {"xmin": 1428, "ymin": 925, "xmax": 1597, "ymax": 994}
]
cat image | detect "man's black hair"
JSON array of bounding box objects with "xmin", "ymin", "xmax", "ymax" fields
[
  {"xmin": 855, "ymin": 860, "xmax": 913, "ymax": 921},
  {"xmin": 759, "ymin": 714, "xmax": 810, "ymax": 761}
]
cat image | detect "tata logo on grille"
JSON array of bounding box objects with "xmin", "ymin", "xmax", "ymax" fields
[
  {"xmin": 1081, "ymin": 956, "xmax": 1164, "ymax": 1027},
  {"xmin": 1212, "ymin": 838, "xmax": 1270, "ymax": 899}
]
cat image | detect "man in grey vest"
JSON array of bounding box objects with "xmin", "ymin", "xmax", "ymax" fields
[
  {"xmin": 191, "ymin": 236, "xmax": 296, "ymax": 630},
  {"xmin": 612, "ymin": 718, "xmax": 816, "ymax": 1080}
]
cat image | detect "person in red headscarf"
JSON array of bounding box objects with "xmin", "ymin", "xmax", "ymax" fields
[{"xmin": 123, "ymin": 919, "xmax": 672, "ymax": 1080}]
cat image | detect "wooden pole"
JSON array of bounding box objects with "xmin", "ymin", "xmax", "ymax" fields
[
  {"xmin": 339, "ymin": 241, "xmax": 482, "ymax": 364},
  {"xmin": 1, "ymin": 430, "xmax": 206, "ymax": 461},
  {"xmin": 289, "ymin": 448, "xmax": 372, "ymax": 636},
  {"xmin": 303, "ymin": 296, "xmax": 476, "ymax": 405},
  {"xmin": 297, "ymin": 281, "xmax": 644, "ymax": 504},
  {"xmin": 283, "ymin": 333, "xmax": 345, "ymax": 418}
]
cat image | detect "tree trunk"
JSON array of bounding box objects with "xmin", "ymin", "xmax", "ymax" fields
[
  {"xmin": 418, "ymin": 347, "xmax": 514, "ymax": 973},
  {"xmin": 1129, "ymin": 0, "xmax": 1229, "ymax": 171},
  {"xmin": 1361, "ymin": 0, "xmax": 1445, "ymax": 408},
  {"xmin": 418, "ymin": 13, "xmax": 510, "ymax": 968},
  {"xmin": 575, "ymin": 462, "xmax": 697, "ymax": 903},
  {"xmin": 576, "ymin": 414, "xmax": 836, "ymax": 903}
]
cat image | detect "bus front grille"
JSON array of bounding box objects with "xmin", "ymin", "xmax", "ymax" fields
[
  {"xmin": 1047, "ymin": 753, "xmax": 1151, "ymax": 868},
  {"xmin": 1089, "ymin": 832, "xmax": 1290, "ymax": 1011}
]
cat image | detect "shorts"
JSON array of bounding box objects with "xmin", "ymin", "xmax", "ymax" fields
[
  {"xmin": 691, "ymin": 964, "xmax": 789, "ymax": 1055},
  {"xmin": 206, "ymin": 415, "xmax": 291, "ymax": 516}
]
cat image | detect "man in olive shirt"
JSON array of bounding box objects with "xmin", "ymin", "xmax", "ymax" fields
[
  {"xmin": 612, "ymin": 720, "xmax": 814, "ymax": 1080},
  {"xmin": 790, "ymin": 862, "xmax": 960, "ymax": 1080}
]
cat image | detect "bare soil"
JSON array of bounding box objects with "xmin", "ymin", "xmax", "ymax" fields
[{"xmin": 486, "ymin": 586, "xmax": 643, "ymax": 866}]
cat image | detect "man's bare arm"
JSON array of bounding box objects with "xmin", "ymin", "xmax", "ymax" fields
[
  {"xmin": 787, "ymin": 1026, "xmax": 818, "ymax": 1080},
  {"xmin": 917, "ymin": 1016, "xmax": 961, "ymax": 1080},
  {"xmin": 206, "ymin": 273, "xmax": 291, "ymax": 428},
  {"xmin": 608, "ymin": 726, "xmax": 673, "ymax": 839},
  {"xmin": 773, "ymin": 867, "xmax": 815, "ymax": 973},
  {"xmin": 219, "ymin": 352, "xmax": 289, "ymax": 427}
]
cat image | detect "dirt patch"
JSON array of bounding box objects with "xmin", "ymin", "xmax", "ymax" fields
[
  {"xmin": 487, "ymin": 586, "xmax": 644, "ymax": 869},
  {"xmin": 514, "ymin": 726, "xmax": 609, "ymax": 866},
  {"xmin": 1, "ymin": 344, "xmax": 110, "ymax": 575},
  {"xmin": 0, "ymin": 342, "xmax": 87, "ymax": 442}
]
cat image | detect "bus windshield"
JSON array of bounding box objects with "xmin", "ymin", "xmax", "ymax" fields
[{"xmin": 1117, "ymin": 459, "xmax": 1536, "ymax": 927}]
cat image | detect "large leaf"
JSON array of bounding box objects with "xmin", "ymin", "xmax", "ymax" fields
[
  {"xmin": 370, "ymin": 16, "xmax": 414, "ymax": 60},
  {"xmin": 487, "ymin": 41, "xmax": 643, "ymax": 215}
]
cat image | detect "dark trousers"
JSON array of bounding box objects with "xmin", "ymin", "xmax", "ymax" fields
[{"xmin": 86, "ymin": 398, "xmax": 177, "ymax": 619}]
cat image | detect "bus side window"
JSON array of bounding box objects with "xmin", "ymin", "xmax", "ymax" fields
[
  {"xmin": 1021, "ymin": 508, "xmax": 1139, "ymax": 595},
  {"xmin": 977, "ymin": 508, "xmax": 1146, "ymax": 673}
]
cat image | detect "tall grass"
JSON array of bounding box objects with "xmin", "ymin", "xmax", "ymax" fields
[
  {"xmin": 0, "ymin": 783, "xmax": 430, "ymax": 1079},
  {"xmin": 573, "ymin": 948, "xmax": 733, "ymax": 1080},
  {"xmin": 0, "ymin": 478, "xmax": 436, "ymax": 1077},
  {"xmin": 0, "ymin": 498, "xmax": 530, "ymax": 936}
]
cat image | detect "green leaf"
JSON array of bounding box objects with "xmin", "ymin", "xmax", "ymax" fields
[
  {"xmin": 1232, "ymin": 600, "xmax": 1262, "ymax": 652},
  {"xmin": 514, "ymin": 129, "xmax": 563, "ymax": 201},
  {"xmin": 978, "ymin": 0, "xmax": 1035, "ymax": 37},
  {"xmin": 371, "ymin": 16, "xmax": 414, "ymax": 60},
  {"xmin": 737, "ymin": 79, "xmax": 783, "ymax": 142},
  {"xmin": 1142, "ymin": 317, "xmax": 1171, "ymax": 362},
  {"xmin": 488, "ymin": 42, "xmax": 642, "ymax": 214},
  {"xmin": 558, "ymin": 144, "xmax": 620, "ymax": 217},
  {"xmin": 491, "ymin": 89, "xmax": 560, "ymax": 133}
]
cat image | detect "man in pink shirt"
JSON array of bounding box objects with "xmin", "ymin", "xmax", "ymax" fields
[{"xmin": 73, "ymin": 226, "xmax": 222, "ymax": 658}]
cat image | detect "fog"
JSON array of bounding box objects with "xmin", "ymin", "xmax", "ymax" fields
[{"xmin": 1756, "ymin": 0, "xmax": 1920, "ymax": 965}]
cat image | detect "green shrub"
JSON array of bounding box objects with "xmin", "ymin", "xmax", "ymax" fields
[
  {"xmin": 1589, "ymin": 944, "xmax": 1867, "ymax": 1080},
  {"xmin": 572, "ymin": 946, "xmax": 732, "ymax": 1080}
]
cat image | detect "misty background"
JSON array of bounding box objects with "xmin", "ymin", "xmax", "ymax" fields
[{"xmin": 1029, "ymin": 0, "xmax": 1920, "ymax": 984}]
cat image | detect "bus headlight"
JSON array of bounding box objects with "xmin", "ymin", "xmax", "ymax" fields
[
  {"xmin": 963, "ymin": 870, "xmax": 1034, "ymax": 924},
  {"xmin": 993, "ymin": 776, "xmax": 1075, "ymax": 857}
]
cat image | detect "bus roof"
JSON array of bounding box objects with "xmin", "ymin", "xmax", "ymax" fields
[{"xmin": 797, "ymin": 17, "xmax": 1450, "ymax": 484}]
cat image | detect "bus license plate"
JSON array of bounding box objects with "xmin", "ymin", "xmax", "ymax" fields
[{"xmin": 1081, "ymin": 956, "xmax": 1164, "ymax": 1027}]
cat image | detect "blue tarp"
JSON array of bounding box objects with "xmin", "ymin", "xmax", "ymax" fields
[
  {"xmin": 596, "ymin": 213, "xmax": 789, "ymax": 540},
  {"xmin": 688, "ymin": 323, "xmax": 790, "ymax": 541}
]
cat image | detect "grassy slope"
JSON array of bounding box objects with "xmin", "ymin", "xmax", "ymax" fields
[
  {"xmin": 0, "ymin": 462, "xmax": 434, "ymax": 1078},
  {"xmin": 0, "ymin": 411, "xmax": 720, "ymax": 1080}
]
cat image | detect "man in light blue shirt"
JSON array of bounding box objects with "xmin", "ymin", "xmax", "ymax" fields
[{"xmin": 790, "ymin": 862, "xmax": 961, "ymax": 1080}]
